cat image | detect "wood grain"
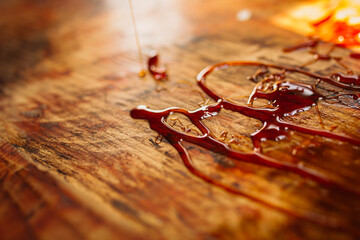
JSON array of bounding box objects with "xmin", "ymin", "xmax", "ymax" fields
[{"xmin": 0, "ymin": 0, "xmax": 359, "ymax": 239}]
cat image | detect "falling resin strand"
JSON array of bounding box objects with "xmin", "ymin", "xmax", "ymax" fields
[
  {"xmin": 131, "ymin": 61, "xmax": 360, "ymax": 234},
  {"xmin": 128, "ymin": 0, "xmax": 146, "ymax": 77}
]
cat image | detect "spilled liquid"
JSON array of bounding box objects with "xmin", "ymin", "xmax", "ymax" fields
[
  {"xmin": 130, "ymin": 42, "xmax": 360, "ymax": 233},
  {"xmin": 148, "ymin": 51, "xmax": 168, "ymax": 81},
  {"xmin": 350, "ymin": 53, "xmax": 360, "ymax": 59}
]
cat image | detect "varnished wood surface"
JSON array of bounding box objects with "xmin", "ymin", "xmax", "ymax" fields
[{"xmin": 1, "ymin": 0, "xmax": 360, "ymax": 239}]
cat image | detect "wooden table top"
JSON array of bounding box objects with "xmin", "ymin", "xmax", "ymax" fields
[{"xmin": 1, "ymin": 0, "xmax": 359, "ymax": 239}]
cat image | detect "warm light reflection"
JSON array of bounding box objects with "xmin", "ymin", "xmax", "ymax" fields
[
  {"xmin": 273, "ymin": 0, "xmax": 360, "ymax": 51},
  {"xmin": 107, "ymin": 0, "xmax": 191, "ymax": 49}
]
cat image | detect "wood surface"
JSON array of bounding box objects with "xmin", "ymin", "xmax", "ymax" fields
[{"xmin": 0, "ymin": 0, "xmax": 360, "ymax": 239}]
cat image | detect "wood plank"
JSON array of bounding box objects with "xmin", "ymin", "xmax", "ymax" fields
[{"xmin": 0, "ymin": 0, "xmax": 359, "ymax": 239}]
